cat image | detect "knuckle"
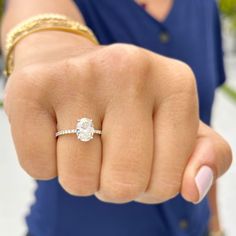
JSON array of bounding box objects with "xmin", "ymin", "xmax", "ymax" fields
[
  {"xmin": 5, "ymin": 66, "xmax": 48, "ymax": 107},
  {"xmin": 76, "ymin": 44, "xmax": 151, "ymax": 102},
  {"xmin": 98, "ymin": 179, "xmax": 145, "ymax": 203},
  {"xmin": 159, "ymin": 61, "xmax": 199, "ymax": 126},
  {"xmin": 172, "ymin": 61, "xmax": 197, "ymax": 94},
  {"xmin": 105, "ymin": 43, "xmax": 142, "ymax": 61},
  {"xmin": 201, "ymin": 137, "xmax": 232, "ymax": 177},
  {"xmin": 58, "ymin": 176, "xmax": 98, "ymax": 197},
  {"xmin": 4, "ymin": 66, "xmax": 55, "ymax": 122},
  {"xmin": 223, "ymin": 140, "xmax": 233, "ymax": 170},
  {"xmin": 117, "ymin": 44, "xmax": 149, "ymax": 72},
  {"xmin": 19, "ymin": 158, "xmax": 56, "ymax": 180},
  {"xmin": 100, "ymin": 44, "xmax": 150, "ymax": 96},
  {"xmin": 99, "ymin": 44, "xmax": 150, "ymax": 76},
  {"xmin": 148, "ymin": 188, "xmax": 179, "ymax": 203},
  {"xmin": 116, "ymin": 43, "xmax": 144, "ymax": 57},
  {"xmin": 147, "ymin": 180, "xmax": 180, "ymax": 203},
  {"xmin": 160, "ymin": 59, "xmax": 197, "ymax": 96}
]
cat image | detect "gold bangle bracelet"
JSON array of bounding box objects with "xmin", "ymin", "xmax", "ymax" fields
[{"xmin": 4, "ymin": 14, "xmax": 99, "ymax": 77}]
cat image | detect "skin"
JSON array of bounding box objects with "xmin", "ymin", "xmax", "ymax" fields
[
  {"xmin": 1, "ymin": 0, "xmax": 232, "ymax": 208},
  {"xmin": 136, "ymin": 0, "xmax": 225, "ymax": 231}
]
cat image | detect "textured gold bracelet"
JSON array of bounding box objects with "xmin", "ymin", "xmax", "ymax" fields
[{"xmin": 4, "ymin": 13, "xmax": 99, "ymax": 77}]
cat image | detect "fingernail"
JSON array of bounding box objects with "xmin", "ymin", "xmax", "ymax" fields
[{"xmin": 194, "ymin": 166, "xmax": 213, "ymax": 203}]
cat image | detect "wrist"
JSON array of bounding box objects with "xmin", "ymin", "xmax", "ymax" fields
[
  {"xmin": 209, "ymin": 214, "xmax": 221, "ymax": 232},
  {"xmin": 13, "ymin": 30, "xmax": 98, "ymax": 70},
  {"xmin": 209, "ymin": 231, "xmax": 225, "ymax": 236}
]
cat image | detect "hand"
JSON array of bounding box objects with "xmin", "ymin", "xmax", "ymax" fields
[{"xmin": 4, "ymin": 32, "xmax": 232, "ymax": 204}]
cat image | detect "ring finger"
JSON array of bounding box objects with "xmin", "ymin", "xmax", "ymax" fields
[{"xmin": 56, "ymin": 100, "xmax": 103, "ymax": 196}]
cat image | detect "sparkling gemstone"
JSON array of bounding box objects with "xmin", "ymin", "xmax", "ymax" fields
[{"xmin": 76, "ymin": 118, "xmax": 95, "ymax": 142}]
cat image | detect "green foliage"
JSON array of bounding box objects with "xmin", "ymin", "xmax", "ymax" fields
[
  {"xmin": 219, "ymin": 0, "xmax": 236, "ymax": 29},
  {"xmin": 220, "ymin": 0, "xmax": 236, "ymax": 16},
  {"xmin": 222, "ymin": 84, "xmax": 236, "ymax": 102},
  {"xmin": 0, "ymin": 0, "xmax": 3, "ymax": 18}
]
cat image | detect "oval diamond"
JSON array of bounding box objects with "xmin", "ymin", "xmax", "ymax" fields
[{"xmin": 76, "ymin": 118, "xmax": 95, "ymax": 142}]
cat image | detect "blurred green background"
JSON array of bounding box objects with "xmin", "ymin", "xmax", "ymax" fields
[{"xmin": 220, "ymin": 0, "xmax": 236, "ymax": 29}]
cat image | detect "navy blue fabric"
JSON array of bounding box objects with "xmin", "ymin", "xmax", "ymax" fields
[{"xmin": 26, "ymin": 0, "xmax": 225, "ymax": 235}]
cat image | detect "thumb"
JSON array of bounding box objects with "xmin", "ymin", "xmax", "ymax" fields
[{"xmin": 181, "ymin": 122, "xmax": 232, "ymax": 204}]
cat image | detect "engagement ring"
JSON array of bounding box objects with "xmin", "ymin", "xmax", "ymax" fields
[{"xmin": 56, "ymin": 118, "xmax": 102, "ymax": 142}]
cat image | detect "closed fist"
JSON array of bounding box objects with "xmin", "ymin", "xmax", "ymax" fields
[{"xmin": 4, "ymin": 40, "xmax": 232, "ymax": 204}]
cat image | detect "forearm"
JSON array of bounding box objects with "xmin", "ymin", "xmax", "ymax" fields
[
  {"xmin": 1, "ymin": 0, "xmax": 84, "ymax": 42},
  {"xmin": 1, "ymin": 0, "xmax": 95, "ymax": 71}
]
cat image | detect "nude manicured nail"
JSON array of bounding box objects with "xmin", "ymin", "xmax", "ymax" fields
[{"xmin": 195, "ymin": 166, "xmax": 213, "ymax": 203}]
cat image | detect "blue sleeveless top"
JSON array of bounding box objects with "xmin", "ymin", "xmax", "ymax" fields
[{"xmin": 26, "ymin": 1, "xmax": 225, "ymax": 235}]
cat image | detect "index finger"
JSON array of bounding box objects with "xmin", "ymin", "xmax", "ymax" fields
[{"xmin": 137, "ymin": 59, "xmax": 199, "ymax": 203}]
